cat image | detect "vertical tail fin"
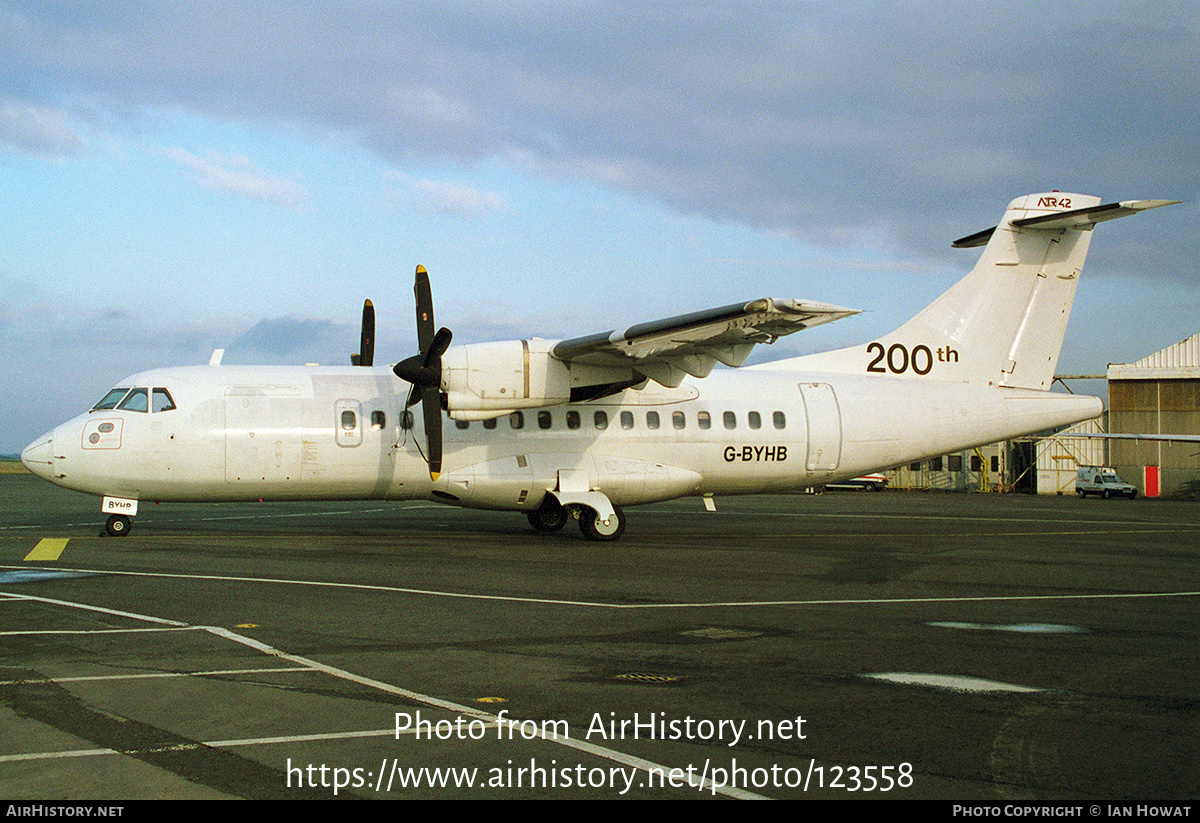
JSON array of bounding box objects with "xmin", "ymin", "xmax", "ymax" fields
[{"xmin": 781, "ymin": 193, "xmax": 1176, "ymax": 388}]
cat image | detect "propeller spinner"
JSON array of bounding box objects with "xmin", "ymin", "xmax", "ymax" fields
[{"xmin": 393, "ymin": 266, "xmax": 452, "ymax": 481}]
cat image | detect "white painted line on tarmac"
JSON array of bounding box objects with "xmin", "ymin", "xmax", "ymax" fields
[
  {"xmin": 864, "ymin": 673, "xmax": 1043, "ymax": 693},
  {"xmin": 0, "ymin": 728, "xmax": 398, "ymax": 763},
  {"xmin": 4, "ymin": 564, "xmax": 1198, "ymax": 610},
  {"xmin": 0, "ymin": 590, "xmax": 189, "ymax": 625},
  {"xmin": 4, "ymin": 590, "xmax": 767, "ymax": 799},
  {"xmin": 0, "ymin": 665, "xmax": 313, "ymax": 686}
]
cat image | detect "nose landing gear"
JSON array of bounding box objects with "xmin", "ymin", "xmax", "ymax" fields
[{"xmin": 104, "ymin": 514, "xmax": 132, "ymax": 537}]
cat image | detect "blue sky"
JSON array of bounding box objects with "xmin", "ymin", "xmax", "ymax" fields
[{"xmin": 3, "ymin": 1, "xmax": 1199, "ymax": 453}]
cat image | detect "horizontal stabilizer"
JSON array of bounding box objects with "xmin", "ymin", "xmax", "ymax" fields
[
  {"xmin": 952, "ymin": 199, "xmax": 1179, "ymax": 248},
  {"xmin": 1012, "ymin": 199, "xmax": 1180, "ymax": 230}
]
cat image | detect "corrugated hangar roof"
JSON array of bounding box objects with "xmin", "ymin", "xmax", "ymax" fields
[{"xmin": 1108, "ymin": 331, "xmax": 1200, "ymax": 380}]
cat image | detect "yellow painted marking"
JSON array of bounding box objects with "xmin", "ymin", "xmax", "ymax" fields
[{"xmin": 25, "ymin": 539, "xmax": 69, "ymax": 562}]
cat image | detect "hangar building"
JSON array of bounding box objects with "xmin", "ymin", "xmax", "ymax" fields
[{"xmin": 1106, "ymin": 332, "xmax": 1200, "ymax": 497}]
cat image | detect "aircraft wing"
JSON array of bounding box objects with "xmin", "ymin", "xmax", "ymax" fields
[
  {"xmin": 551, "ymin": 298, "xmax": 858, "ymax": 387},
  {"xmin": 1056, "ymin": 432, "xmax": 1200, "ymax": 443}
]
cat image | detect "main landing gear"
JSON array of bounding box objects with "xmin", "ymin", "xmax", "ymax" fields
[{"xmin": 526, "ymin": 497, "xmax": 626, "ymax": 541}]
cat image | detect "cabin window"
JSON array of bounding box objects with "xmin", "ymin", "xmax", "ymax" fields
[
  {"xmin": 698, "ymin": 411, "xmax": 711, "ymax": 430},
  {"xmin": 117, "ymin": 388, "xmax": 149, "ymax": 413},
  {"xmin": 723, "ymin": 411, "xmax": 736, "ymax": 430},
  {"xmin": 646, "ymin": 411, "xmax": 660, "ymax": 429},
  {"xmin": 371, "ymin": 411, "xmax": 386, "ymax": 430},
  {"xmin": 538, "ymin": 410, "xmax": 552, "ymax": 429},
  {"xmin": 566, "ymin": 410, "xmax": 581, "ymax": 430},
  {"xmin": 620, "ymin": 411, "xmax": 634, "ymax": 430},
  {"xmin": 748, "ymin": 411, "xmax": 761, "ymax": 430},
  {"xmin": 773, "ymin": 411, "xmax": 786, "ymax": 429},
  {"xmin": 341, "ymin": 410, "xmax": 357, "ymax": 430},
  {"xmin": 92, "ymin": 388, "xmax": 130, "ymax": 411},
  {"xmin": 152, "ymin": 388, "xmax": 177, "ymax": 412},
  {"xmin": 483, "ymin": 417, "xmax": 497, "ymax": 430},
  {"xmin": 594, "ymin": 411, "xmax": 608, "ymax": 430},
  {"xmin": 510, "ymin": 411, "xmax": 524, "ymax": 429},
  {"xmin": 672, "ymin": 411, "xmax": 686, "ymax": 429}
]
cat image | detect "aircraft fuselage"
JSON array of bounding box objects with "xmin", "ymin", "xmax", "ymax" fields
[{"xmin": 22, "ymin": 362, "xmax": 1100, "ymax": 512}]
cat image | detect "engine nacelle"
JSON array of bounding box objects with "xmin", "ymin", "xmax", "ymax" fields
[{"xmin": 442, "ymin": 339, "xmax": 571, "ymax": 418}]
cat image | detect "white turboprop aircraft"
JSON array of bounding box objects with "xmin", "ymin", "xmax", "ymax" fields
[{"xmin": 21, "ymin": 192, "xmax": 1176, "ymax": 540}]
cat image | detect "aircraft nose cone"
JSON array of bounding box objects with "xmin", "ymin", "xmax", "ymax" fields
[{"xmin": 21, "ymin": 432, "xmax": 54, "ymax": 481}]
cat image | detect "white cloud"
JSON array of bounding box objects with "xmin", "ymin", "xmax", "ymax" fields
[
  {"xmin": 414, "ymin": 178, "xmax": 503, "ymax": 217},
  {"xmin": 166, "ymin": 147, "xmax": 307, "ymax": 208},
  {"xmin": 0, "ymin": 100, "xmax": 85, "ymax": 158}
]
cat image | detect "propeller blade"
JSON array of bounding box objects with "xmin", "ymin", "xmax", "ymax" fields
[
  {"xmin": 358, "ymin": 299, "xmax": 375, "ymax": 367},
  {"xmin": 414, "ymin": 265, "xmax": 434, "ymax": 355},
  {"xmin": 425, "ymin": 327, "xmax": 453, "ymax": 366},
  {"xmin": 422, "ymin": 386, "xmax": 442, "ymax": 480},
  {"xmin": 396, "ymin": 265, "xmax": 448, "ymax": 482}
]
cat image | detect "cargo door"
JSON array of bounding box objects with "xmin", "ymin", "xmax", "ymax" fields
[
  {"xmin": 799, "ymin": 383, "xmax": 842, "ymax": 472},
  {"xmin": 225, "ymin": 388, "xmax": 302, "ymax": 483}
]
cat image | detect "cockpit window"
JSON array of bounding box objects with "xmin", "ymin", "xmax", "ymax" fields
[
  {"xmin": 92, "ymin": 388, "xmax": 130, "ymax": 411},
  {"xmin": 92, "ymin": 386, "xmax": 177, "ymax": 413},
  {"xmin": 117, "ymin": 387, "xmax": 149, "ymax": 413},
  {"xmin": 152, "ymin": 388, "xmax": 177, "ymax": 412}
]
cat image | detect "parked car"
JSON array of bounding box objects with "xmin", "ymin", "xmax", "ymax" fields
[
  {"xmin": 826, "ymin": 473, "xmax": 889, "ymax": 492},
  {"xmin": 1076, "ymin": 466, "xmax": 1137, "ymax": 499}
]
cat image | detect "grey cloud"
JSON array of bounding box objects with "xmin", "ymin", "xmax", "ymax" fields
[
  {"xmin": 227, "ymin": 316, "xmax": 351, "ymax": 362},
  {"xmin": 3, "ymin": 2, "xmax": 1197, "ymax": 269}
]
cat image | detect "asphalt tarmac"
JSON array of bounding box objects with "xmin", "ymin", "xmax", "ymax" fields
[{"xmin": 1, "ymin": 470, "xmax": 1197, "ymax": 800}]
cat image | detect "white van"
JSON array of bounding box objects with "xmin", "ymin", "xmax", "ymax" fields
[{"xmin": 1076, "ymin": 467, "xmax": 1137, "ymax": 499}]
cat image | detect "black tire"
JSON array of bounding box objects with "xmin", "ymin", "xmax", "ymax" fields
[
  {"xmin": 579, "ymin": 505, "xmax": 625, "ymax": 541},
  {"xmin": 1103, "ymin": 489, "xmax": 1111, "ymax": 499},
  {"xmin": 526, "ymin": 499, "xmax": 568, "ymax": 532},
  {"xmin": 105, "ymin": 514, "xmax": 132, "ymax": 537}
]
